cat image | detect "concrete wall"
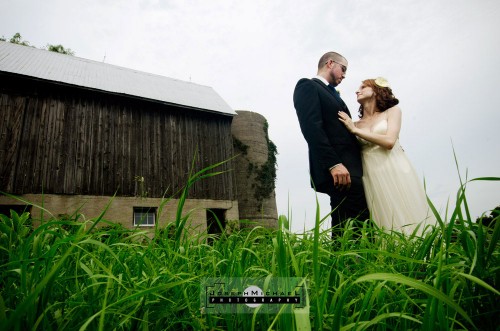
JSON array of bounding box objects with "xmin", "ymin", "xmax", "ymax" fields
[{"xmin": 0, "ymin": 194, "xmax": 239, "ymax": 237}]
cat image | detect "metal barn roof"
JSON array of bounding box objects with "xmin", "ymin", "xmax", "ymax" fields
[{"xmin": 0, "ymin": 41, "xmax": 236, "ymax": 115}]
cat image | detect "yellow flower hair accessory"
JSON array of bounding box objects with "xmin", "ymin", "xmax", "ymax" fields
[{"xmin": 374, "ymin": 77, "xmax": 390, "ymax": 88}]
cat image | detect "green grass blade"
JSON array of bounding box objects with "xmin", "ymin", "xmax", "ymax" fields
[
  {"xmin": 457, "ymin": 272, "xmax": 500, "ymax": 295},
  {"xmin": 354, "ymin": 272, "xmax": 475, "ymax": 328}
]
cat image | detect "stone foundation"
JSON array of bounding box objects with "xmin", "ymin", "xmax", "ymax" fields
[{"xmin": 0, "ymin": 194, "xmax": 239, "ymax": 237}]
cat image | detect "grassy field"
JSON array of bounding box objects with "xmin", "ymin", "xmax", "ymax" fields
[{"xmin": 1, "ymin": 174, "xmax": 499, "ymax": 330}]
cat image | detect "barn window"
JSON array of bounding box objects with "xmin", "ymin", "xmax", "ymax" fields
[{"xmin": 133, "ymin": 207, "xmax": 156, "ymax": 227}]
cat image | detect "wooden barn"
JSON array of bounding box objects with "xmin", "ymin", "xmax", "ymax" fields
[{"xmin": 0, "ymin": 41, "xmax": 239, "ymax": 235}]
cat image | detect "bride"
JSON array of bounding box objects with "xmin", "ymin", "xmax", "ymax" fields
[{"xmin": 338, "ymin": 77, "xmax": 434, "ymax": 235}]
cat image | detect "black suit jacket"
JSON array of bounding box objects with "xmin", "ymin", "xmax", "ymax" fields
[{"xmin": 293, "ymin": 78, "xmax": 363, "ymax": 194}]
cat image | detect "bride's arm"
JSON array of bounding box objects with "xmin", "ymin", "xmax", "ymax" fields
[{"xmin": 339, "ymin": 106, "xmax": 402, "ymax": 150}]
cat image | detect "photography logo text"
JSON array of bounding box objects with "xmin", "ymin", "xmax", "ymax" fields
[{"xmin": 201, "ymin": 277, "xmax": 307, "ymax": 314}]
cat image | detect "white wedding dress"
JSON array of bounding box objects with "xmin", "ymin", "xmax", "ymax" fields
[{"xmin": 358, "ymin": 120, "xmax": 435, "ymax": 235}]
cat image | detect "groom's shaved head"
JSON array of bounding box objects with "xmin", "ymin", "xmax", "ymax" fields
[{"xmin": 318, "ymin": 52, "xmax": 347, "ymax": 69}]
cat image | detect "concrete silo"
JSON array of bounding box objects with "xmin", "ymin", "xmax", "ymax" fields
[{"xmin": 231, "ymin": 111, "xmax": 278, "ymax": 229}]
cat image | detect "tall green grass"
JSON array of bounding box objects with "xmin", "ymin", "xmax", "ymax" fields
[{"xmin": 1, "ymin": 169, "xmax": 499, "ymax": 330}]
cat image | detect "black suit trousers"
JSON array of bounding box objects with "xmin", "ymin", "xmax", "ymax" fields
[{"xmin": 321, "ymin": 176, "xmax": 369, "ymax": 231}]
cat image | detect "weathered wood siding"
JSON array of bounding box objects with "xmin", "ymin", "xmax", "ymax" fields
[{"xmin": 0, "ymin": 75, "xmax": 235, "ymax": 200}]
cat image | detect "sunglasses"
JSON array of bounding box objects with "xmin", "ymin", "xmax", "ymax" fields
[{"xmin": 327, "ymin": 59, "xmax": 347, "ymax": 73}]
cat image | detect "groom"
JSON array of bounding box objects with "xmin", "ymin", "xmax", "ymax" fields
[{"xmin": 293, "ymin": 51, "xmax": 369, "ymax": 234}]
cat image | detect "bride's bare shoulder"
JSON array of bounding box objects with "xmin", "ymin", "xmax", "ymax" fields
[{"xmin": 386, "ymin": 105, "xmax": 402, "ymax": 114}]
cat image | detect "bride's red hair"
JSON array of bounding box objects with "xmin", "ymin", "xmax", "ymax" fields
[{"xmin": 358, "ymin": 79, "xmax": 399, "ymax": 118}]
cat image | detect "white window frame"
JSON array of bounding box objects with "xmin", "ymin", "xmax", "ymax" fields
[{"xmin": 133, "ymin": 207, "xmax": 156, "ymax": 227}]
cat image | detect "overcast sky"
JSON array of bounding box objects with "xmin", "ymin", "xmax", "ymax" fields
[{"xmin": 2, "ymin": 0, "xmax": 499, "ymax": 232}]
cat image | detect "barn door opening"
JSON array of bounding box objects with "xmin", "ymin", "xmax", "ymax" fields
[
  {"xmin": 207, "ymin": 208, "xmax": 226, "ymax": 244},
  {"xmin": 0, "ymin": 204, "xmax": 32, "ymax": 217}
]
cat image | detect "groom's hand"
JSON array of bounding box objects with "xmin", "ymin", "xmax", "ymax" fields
[{"xmin": 330, "ymin": 164, "xmax": 351, "ymax": 190}]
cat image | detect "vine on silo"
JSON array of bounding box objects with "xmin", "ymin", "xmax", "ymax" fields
[
  {"xmin": 232, "ymin": 120, "xmax": 278, "ymax": 203},
  {"xmin": 233, "ymin": 137, "xmax": 249, "ymax": 155},
  {"xmin": 254, "ymin": 121, "xmax": 278, "ymax": 202}
]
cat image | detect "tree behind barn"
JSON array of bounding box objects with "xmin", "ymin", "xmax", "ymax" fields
[{"xmin": 1, "ymin": 32, "xmax": 74, "ymax": 55}]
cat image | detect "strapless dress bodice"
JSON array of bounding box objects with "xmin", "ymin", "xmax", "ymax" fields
[{"xmin": 357, "ymin": 120, "xmax": 401, "ymax": 153}]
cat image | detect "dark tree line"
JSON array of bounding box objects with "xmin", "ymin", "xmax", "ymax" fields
[
  {"xmin": 477, "ymin": 205, "xmax": 499, "ymax": 227},
  {"xmin": 1, "ymin": 32, "xmax": 75, "ymax": 55}
]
